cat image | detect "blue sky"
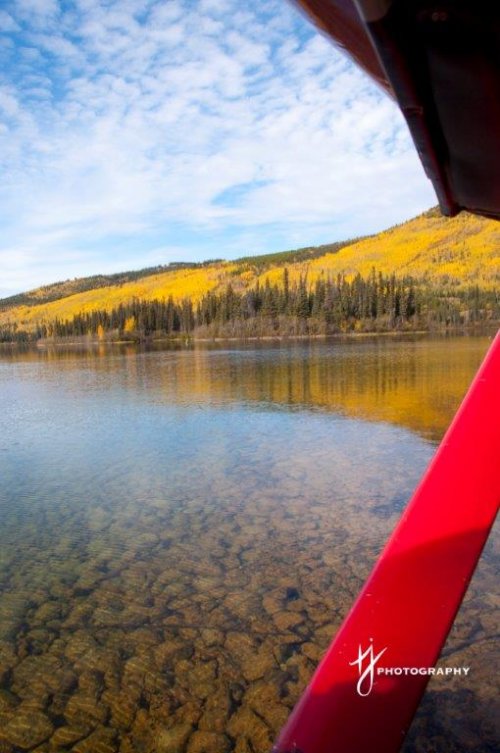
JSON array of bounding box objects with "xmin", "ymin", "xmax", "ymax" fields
[{"xmin": 0, "ymin": 0, "xmax": 436, "ymax": 297}]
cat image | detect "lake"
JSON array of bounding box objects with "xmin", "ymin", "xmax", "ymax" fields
[{"xmin": 0, "ymin": 334, "xmax": 497, "ymax": 752}]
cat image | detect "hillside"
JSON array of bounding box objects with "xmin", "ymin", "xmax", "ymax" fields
[
  {"xmin": 0, "ymin": 208, "xmax": 498, "ymax": 337},
  {"xmin": 251, "ymin": 208, "xmax": 499, "ymax": 290},
  {"xmin": 0, "ymin": 262, "xmax": 216, "ymax": 311}
]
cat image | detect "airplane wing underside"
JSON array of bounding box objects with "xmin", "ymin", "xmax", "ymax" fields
[{"xmin": 294, "ymin": 0, "xmax": 500, "ymax": 219}]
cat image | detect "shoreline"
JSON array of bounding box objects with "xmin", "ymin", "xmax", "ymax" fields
[{"xmin": 0, "ymin": 324, "xmax": 492, "ymax": 349}]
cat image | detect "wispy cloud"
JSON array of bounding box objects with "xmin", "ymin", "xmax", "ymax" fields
[{"xmin": 0, "ymin": 0, "xmax": 435, "ymax": 296}]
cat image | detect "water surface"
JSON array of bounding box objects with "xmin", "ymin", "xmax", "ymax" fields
[{"xmin": 0, "ymin": 335, "xmax": 497, "ymax": 752}]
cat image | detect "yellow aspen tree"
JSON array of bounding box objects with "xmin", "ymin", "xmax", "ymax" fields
[{"xmin": 124, "ymin": 316, "xmax": 136, "ymax": 333}]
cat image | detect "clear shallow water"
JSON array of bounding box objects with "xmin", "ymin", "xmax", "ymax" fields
[{"xmin": 0, "ymin": 335, "xmax": 497, "ymax": 752}]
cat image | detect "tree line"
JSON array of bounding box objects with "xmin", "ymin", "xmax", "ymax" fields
[{"xmin": 1, "ymin": 269, "xmax": 498, "ymax": 343}]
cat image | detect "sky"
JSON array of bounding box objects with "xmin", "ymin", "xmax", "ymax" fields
[{"xmin": 0, "ymin": 0, "xmax": 436, "ymax": 298}]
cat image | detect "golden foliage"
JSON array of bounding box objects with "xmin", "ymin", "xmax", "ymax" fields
[
  {"xmin": 123, "ymin": 316, "xmax": 136, "ymax": 333},
  {"xmin": 305, "ymin": 212, "xmax": 499, "ymax": 288},
  {"xmin": 1, "ymin": 265, "xmax": 235, "ymax": 331},
  {"xmin": 1, "ymin": 210, "xmax": 498, "ymax": 333}
]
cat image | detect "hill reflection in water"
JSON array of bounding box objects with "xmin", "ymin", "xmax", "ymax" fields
[{"xmin": 15, "ymin": 333, "xmax": 494, "ymax": 441}]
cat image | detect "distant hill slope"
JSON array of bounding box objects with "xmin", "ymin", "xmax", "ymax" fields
[
  {"xmin": 0, "ymin": 261, "xmax": 218, "ymax": 311},
  {"xmin": 1, "ymin": 208, "xmax": 498, "ymax": 332},
  {"xmin": 252, "ymin": 208, "xmax": 499, "ymax": 290}
]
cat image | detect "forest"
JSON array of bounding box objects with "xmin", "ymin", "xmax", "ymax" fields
[{"xmin": 1, "ymin": 268, "xmax": 497, "ymax": 343}]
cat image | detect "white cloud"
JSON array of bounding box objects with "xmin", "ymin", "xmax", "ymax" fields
[
  {"xmin": 0, "ymin": 0, "xmax": 435, "ymax": 296},
  {"xmin": 0, "ymin": 11, "xmax": 20, "ymax": 32}
]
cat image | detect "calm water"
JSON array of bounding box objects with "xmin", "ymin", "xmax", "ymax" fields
[{"xmin": 0, "ymin": 335, "xmax": 497, "ymax": 752}]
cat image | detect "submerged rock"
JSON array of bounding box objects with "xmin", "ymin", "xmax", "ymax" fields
[
  {"xmin": 186, "ymin": 731, "xmax": 231, "ymax": 753},
  {"xmin": 272, "ymin": 610, "xmax": 304, "ymax": 632},
  {"xmin": 154, "ymin": 723, "xmax": 193, "ymax": 753},
  {"xmin": 101, "ymin": 688, "xmax": 137, "ymax": 731},
  {"xmin": 227, "ymin": 706, "xmax": 272, "ymax": 752},
  {"xmin": 49, "ymin": 726, "xmax": 90, "ymax": 749},
  {"xmin": 243, "ymin": 680, "xmax": 289, "ymax": 732},
  {"xmin": 70, "ymin": 727, "xmax": 118, "ymax": 753},
  {"xmin": 198, "ymin": 687, "xmax": 231, "ymax": 733},
  {"xmin": 64, "ymin": 691, "xmax": 109, "ymax": 727},
  {"xmin": 1, "ymin": 710, "xmax": 53, "ymax": 748}
]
